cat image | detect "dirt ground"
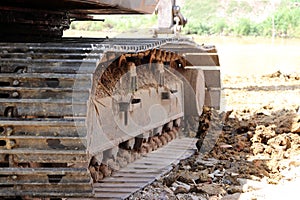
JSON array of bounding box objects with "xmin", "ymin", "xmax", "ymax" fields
[{"xmin": 128, "ymin": 71, "xmax": 300, "ymax": 200}]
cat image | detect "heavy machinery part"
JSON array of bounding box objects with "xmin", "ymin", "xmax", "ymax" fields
[
  {"xmin": 0, "ymin": 0, "xmax": 157, "ymax": 15},
  {"xmin": 77, "ymin": 137, "xmax": 197, "ymax": 199},
  {"xmin": 0, "ymin": 37, "xmax": 218, "ymax": 198},
  {"xmin": 155, "ymin": 0, "xmax": 187, "ymax": 35},
  {"xmin": 0, "ymin": 0, "xmax": 221, "ymax": 199},
  {"xmin": 161, "ymin": 42, "xmax": 221, "ymax": 114},
  {"xmin": 0, "ymin": 0, "xmax": 158, "ymax": 39}
]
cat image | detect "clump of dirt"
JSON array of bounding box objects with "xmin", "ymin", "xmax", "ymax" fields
[
  {"xmin": 263, "ymin": 70, "xmax": 300, "ymax": 80},
  {"xmin": 201, "ymin": 107, "xmax": 300, "ymax": 182}
]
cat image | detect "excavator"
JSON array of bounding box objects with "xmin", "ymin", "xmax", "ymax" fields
[{"xmin": 0, "ymin": 0, "xmax": 221, "ymax": 199}]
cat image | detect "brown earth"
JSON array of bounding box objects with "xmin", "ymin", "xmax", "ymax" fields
[{"xmin": 128, "ymin": 71, "xmax": 300, "ymax": 200}]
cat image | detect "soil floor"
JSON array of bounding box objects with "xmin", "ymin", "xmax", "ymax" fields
[{"xmin": 128, "ymin": 71, "xmax": 300, "ymax": 200}]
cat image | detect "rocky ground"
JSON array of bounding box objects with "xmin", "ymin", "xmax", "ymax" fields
[{"xmin": 128, "ymin": 71, "xmax": 300, "ymax": 200}]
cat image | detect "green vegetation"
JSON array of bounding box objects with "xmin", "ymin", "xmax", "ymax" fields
[
  {"xmin": 183, "ymin": 0, "xmax": 300, "ymax": 38},
  {"xmin": 70, "ymin": 0, "xmax": 300, "ymax": 38}
]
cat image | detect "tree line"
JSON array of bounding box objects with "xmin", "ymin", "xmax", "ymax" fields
[{"xmin": 183, "ymin": 0, "xmax": 300, "ymax": 38}]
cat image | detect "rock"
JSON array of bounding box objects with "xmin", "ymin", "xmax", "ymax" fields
[
  {"xmin": 192, "ymin": 184, "xmax": 226, "ymax": 196},
  {"xmin": 235, "ymin": 136, "xmax": 247, "ymax": 152},
  {"xmin": 212, "ymin": 169, "xmax": 225, "ymax": 177},
  {"xmin": 264, "ymin": 145, "xmax": 273, "ymax": 155},
  {"xmin": 198, "ymin": 169, "xmax": 211, "ymax": 183},
  {"xmin": 246, "ymin": 131, "xmax": 253, "ymax": 140},
  {"xmin": 235, "ymin": 121, "xmax": 250, "ymax": 134},
  {"xmin": 152, "ymin": 182, "xmax": 161, "ymax": 188},
  {"xmin": 163, "ymin": 185, "xmax": 174, "ymax": 195},
  {"xmin": 174, "ymin": 185, "xmax": 189, "ymax": 194},
  {"xmin": 226, "ymin": 186, "xmax": 243, "ymax": 194},
  {"xmin": 289, "ymin": 159, "xmax": 300, "ymax": 167},
  {"xmin": 182, "ymin": 165, "xmax": 192, "ymax": 170},
  {"xmin": 173, "ymin": 181, "xmax": 191, "ymax": 194},
  {"xmin": 221, "ymin": 110, "xmax": 233, "ymax": 123},
  {"xmin": 251, "ymin": 143, "xmax": 265, "ymax": 155},
  {"xmin": 222, "ymin": 179, "xmax": 232, "ymax": 185},
  {"xmin": 178, "ymin": 171, "xmax": 199, "ymax": 184},
  {"xmin": 231, "ymin": 172, "xmax": 239, "ymax": 177},
  {"xmin": 195, "ymin": 157, "xmax": 219, "ymax": 167},
  {"xmin": 252, "ymin": 125, "xmax": 276, "ymax": 144},
  {"xmin": 222, "ymin": 174, "xmax": 240, "ymax": 186},
  {"xmin": 268, "ymin": 70, "xmax": 282, "ymax": 78},
  {"xmin": 163, "ymin": 172, "xmax": 178, "ymax": 186},
  {"xmin": 220, "ymin": 144, "xmax": 233, "ymax": 149}
]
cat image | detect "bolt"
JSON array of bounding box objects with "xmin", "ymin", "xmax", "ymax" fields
[
  {"xmin": 12, "ymin": 80, "xmax": 19, "ymax": 86},
  {"xmin": 6, "ymin": 127, "xmax": 13, "ymax": 136},
  {"xmin": 12, "ymin": 92, "xmax": 19, "ymax": 98},
  {"xmin": 17, "ymin": 68, "xmax": 26, "ymax": 73},
  {"xmin": 7, "ymin": 140, "xmax": 16, "ymax": 150},
  {"xmin": 7, "ymin": 110, "xmax": 12, "ymax": 118},
  {"xmin": 11, "ymin": 175, "xmax": 17, "ymax": 180}
]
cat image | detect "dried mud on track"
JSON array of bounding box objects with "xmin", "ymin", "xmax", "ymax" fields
[{"xmin": 129, "ymin": 71, "xmax": 300, "ymax": 200}]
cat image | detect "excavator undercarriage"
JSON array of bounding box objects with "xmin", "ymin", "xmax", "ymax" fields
[{"xmin": 0, "ymin": 0, "xmax": 221, "ymax": 199}]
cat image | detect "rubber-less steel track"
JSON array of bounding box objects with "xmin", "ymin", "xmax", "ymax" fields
[
  {"xmin": 0, "ymin": 37, "xmax": 204, "ymax": 198},
  {"xmin": 70, "ymin": 137, "xmax": 197, "ymax": 200},
  {"xmin": 0, "ymin": 37, "xmax": 220, "ymax": 199}
]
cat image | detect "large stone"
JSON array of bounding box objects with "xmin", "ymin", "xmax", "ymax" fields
[
  {"xmin": 178, "ymin": 170, "xmax": 199, "ymax": 184},
  {"xmin": 198, "ymin": 169, "xmax": 211, "ymax": 183},
  {"xmin": 226, "ymin": 185, "xmax": 243, "ymax": 194},
  {"xmin": 173, "ymin": 181, "xmax": 191, "ymax": 194},
  {"xmin": 192, "ymin": 184, "xmax": 226, "ymax": 196},
  {"xmin": 174, "ymin": 185, "xmax": 189, "ymax": 194},
  {"xmin": 163, "ymin": 172, "xmax": 178, "ymax": 186}
]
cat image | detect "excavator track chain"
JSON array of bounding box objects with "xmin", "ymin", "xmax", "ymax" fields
[{"xmin": 0, "ymin": 38, "xmax": 219, "ymax": 199}]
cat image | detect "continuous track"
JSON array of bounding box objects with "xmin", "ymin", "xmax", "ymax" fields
[
  {"xmin": 70, "ymin": 137, "xmax": 197, "ymax": 200},
  {"xmin": 0, "ymin": 37, "xmax": 218, "ymax": 199}
]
